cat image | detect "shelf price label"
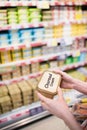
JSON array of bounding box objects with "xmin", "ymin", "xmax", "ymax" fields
[{"xmin": 37, "ymin": 1, "xmax": 49, "ymax": 9}]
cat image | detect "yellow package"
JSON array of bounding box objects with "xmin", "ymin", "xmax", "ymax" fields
[
  {"xmin": 11, "ymin": 49, "xmax": 22, "ymax": 61},
  {"xmin": 0, "ymin": 50, "xmax": 12, "ymax": 64}
]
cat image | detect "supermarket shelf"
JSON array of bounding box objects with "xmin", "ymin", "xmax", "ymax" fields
[
  {"xmin": 0, "ymin": 111, "xmax": 50, "ymax": 130},
  {"xmin": 0, "ymin": 1, "xmax": 87, "ymax": 130},
  {"xmin": 0, "ymin": 89, "xmax": 85, "ymax": 130},
  {"xmin": 0, "ymin": 1, "xmax": 87, "ymax": 7},
  {"xmin": 61, "ymin": 61, "xmax": 87, "ymax": 71},
  {"xmin": 0, "ymin": 101, "xmax": 50, "ymax": 130},
  {"xmin": 0, "ymin": 1, "xmax": 36, "ymax": 7},
  {"xmin": 0, "ymin": 20, "xmax": 87, "ymax": 31},
  {"xmin": 0, "ymin": 36, "xmax": 87, "ymax": 51},
  {"xmin": 0, "ymin": 41, "xmax": 46, "ymax": 51},
  {"xmin": 0, "ymin": 51, "xmax": 72, "ymax": 67},
  {"xmin": 0, "ymin": 48, "xmax": 87, "ymax": 68},
  {"xmin": 1, "ymin": 61, "xmax": 87, "ymax": 85},
  {"xmin": 0, "ymin": 22, "xmax": 46, "ymax": 31},
  {"xmin": 50, "ymin": 1, "xmax": 87, "ymax": 6},
  {"xmin": 0, "ymin": 71, "xmax": 42, "ymax": 85}
]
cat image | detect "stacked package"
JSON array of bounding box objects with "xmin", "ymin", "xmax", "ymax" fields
[
  {"xmin": 32, "ymin": 28, "xmax": 45, "ymax": 42},
  {"xmin": 11, "ymin": 49, "xmax": 22, "ymax": 61},
  {"xmin": 7, "ymin": 8, "xmax": 18, "ymax": 24},
  {"xmin": 7, "ymin": 83, "xmax": 22, "ymax": 109},
  {"xmin": 32, "ymin": 46, "xmax": 42, "ymax": 57},
  {"xmin": 0, "ymin": 85, "xmax": 12, "ymax": 113},
  {"xmin": 31, "ymin": 62, "xmax": 40, "ymax": 73},
  {"xmin": 9, "ymin": 30, "xmax": 20, "ymax": 45},
  {"xmin": 17, "ymin": 80, "xmax": 32, "ymax": 105},
  {"xmin": 1, "ymin": 72, "xmax": 12, "ymax": 81},
  {"xmin": 27, "ymin": 78, "xmax": 39, "ymax": 102},
  {"xmin": 22, "ymin": 47, "xmax": 32, "ymax": 59},
  {"xmin": 0, "ymin": 32, "xmax": 9, "ymax": 47},
  {"xmin": 0, "ymin": 10, "xmax": 7, "ymax": 26},
  {"xmin": 42, "ymin": 10, "xmax": 52, "ymax": 21},
  {"xmin": 53, "ymin": 25, "xmax": 63, "ymax": 38},
  {"xmin": 0, "ymin": 50, "xmax": 11, "ymax": 63},
  {"xmin": 49, "ymin": 60, "xmax": 58, "ymax": 69},
  {"xmin": 18, "ymin": 7, "xmax": 29, "ymax": 24},
  {"xmin": 12, "ymin": 66, "xmax": 21, "ymax": 78},
  {"xmin": 40, "ymin": 61, "xmax": 49, "ymax": 71},
  {"xmin": 44, "ymin": 27, "xmax": 53, "ymax": 40},
  {"xmin": 28, "ymin": 8, "xmax": 41, "ymax": 23},
  {"xmin": 19, "ymin": 29, "xmax": 33, "ymax": 43},
  {"xmin": 21, "ymin": 65, "xmax": 31, "ymax": 76}
]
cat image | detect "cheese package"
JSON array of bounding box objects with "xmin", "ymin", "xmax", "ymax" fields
[{"xmin": 38, "ymin": 71, "xmax": 61, "ymax": 98}]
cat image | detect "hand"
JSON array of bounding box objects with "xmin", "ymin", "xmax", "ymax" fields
[
  {"xmin": 53, "ymin": 69, "xmax": 75, "ymax": 89},
  {"xmin": 37, "ymin": 87, "xmax": 70, "ymax": 120},
  {"xmin": 37, "ymin": 87, "xmax": 83, "ymax": 130}
]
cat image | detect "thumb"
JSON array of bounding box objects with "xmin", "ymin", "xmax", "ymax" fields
[{"xmin": 57, "ymin": 87, "xmax": 63, "ymax": 99}]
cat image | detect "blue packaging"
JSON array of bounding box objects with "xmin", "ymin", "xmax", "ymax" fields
[
  {"xmin": 79, "ymin": 52, "xmax": 86, "ymax": 62},
  {"xmin": 0, "ymin": 33, "xmax": 10, "ymax": 46}
]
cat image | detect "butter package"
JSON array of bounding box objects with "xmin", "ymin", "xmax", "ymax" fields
[
  {"xmin": 38, "ymin": 71, "xmax": 61, "ymax": 98},
  {"xmin": 11, "ymin": 49, "xmax": 22, "ymax": 61},
  {"xmin": 27, "ymin": 78, "xmax": 39, "ymax": 102},
  {"xmin": 1, "ymin": 73, "xmax": 12, "ymax": 81},
  {"xmin": 0, "ymin": 50, "xmax": 12, "ymax": 63},
  {"xmin": 0, "ymin": 85, "xmax": 8, "ymax": 97}
]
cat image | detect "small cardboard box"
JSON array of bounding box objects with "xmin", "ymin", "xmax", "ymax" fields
[
  {"xmin": 27, "ymin": 78, "xmax": 38, "ymax": 90},
  {"xmin": 17, "ymin": 80, "xmax": 32, "ymax": 96},
  {"xmin": 7, "ymin": 83, "xmax": 22, "ymax": 103},
  {"xmin": 17, "ymin": 81, "xmax": 33, "ymax": 105},
  {"xmin": 38, "ymin": 71, "xmax": 61, "ymax": 98},
  {"xmin": 0, "ymin": 96, "xmax": 12, "ymax": 108},
  {"xmin": 27, "ymin": 78, "xmax": 39, "ymax": 102},
  {"xmin": 0, "ymin": 85, "xmax": 8, "ymax": 97}
]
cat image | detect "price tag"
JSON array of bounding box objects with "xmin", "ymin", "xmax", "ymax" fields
[{"xmin": 37, "ymin": 1, "xmax": 49, "ymax": 9}]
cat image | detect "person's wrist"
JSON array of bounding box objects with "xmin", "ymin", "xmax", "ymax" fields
[
  {"xmin": 70, "ymin": 78, "xmax": 78, "ymax": 90},
  {"xmin": 59, "ymin": 106, "xmax": 72, "ymax": 121},
  {"xmin": 63, "ymin": 110, "xmax": 74, "ymax": 125}
]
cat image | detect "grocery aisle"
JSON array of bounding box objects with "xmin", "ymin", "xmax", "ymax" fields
[
  {"xmin": 0, "ymin": 1, "xmax": 87, "ymax": 130},
  {"xmin": 20, "ymin": 116, "xmax": 69, "ymax": 130}
]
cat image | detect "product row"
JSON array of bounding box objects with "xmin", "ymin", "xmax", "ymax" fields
[
  {"xmin": 0, "ymin": 38, "xmax": 87, "ymax": 64},
  {"xmin": 0, "ymin": 67, "xmax": 87, "ymax": 114},
  {"xmin": 0, "ymin": 6, "xmax": 87, "ymax": 26},
  {"xmin": 0, "ymin": 24, "xmax": 87, "ymax": 47},
  {"xmin": 0, "ymin": 78, "xmax": 39, "ymax": 114},
  {"xmin": 0, "ymin": 51, "xmax": 87, "ymax": 81}
]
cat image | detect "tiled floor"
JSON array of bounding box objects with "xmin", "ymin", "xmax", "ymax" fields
[{"xmin": 20, "ymin": 115, "xmax": 70, "ymax": 130}]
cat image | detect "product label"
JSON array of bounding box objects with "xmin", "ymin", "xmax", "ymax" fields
[
  {"xmin": 44, "ymin": 73, "xmax": 54, "ymax": 88},
  {"xmin": 38, "ymin": 71, "xmax": 61, "ymax": 93}
]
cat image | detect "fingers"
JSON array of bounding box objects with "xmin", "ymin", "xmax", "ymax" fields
[
  {"xmin": 41, "ymin": 102, "xmax": 49, "ymax": 110},
  {"xmin": 36, "ymin": 91, "xmax": 52, "ymax": 110},
  {"xmin": 52, "ymin": 69, "xmax": 65, "ymax": 78},
  {"xmin": 36, "ymin": 91, "xmax": 51, "ymax": 103}
]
